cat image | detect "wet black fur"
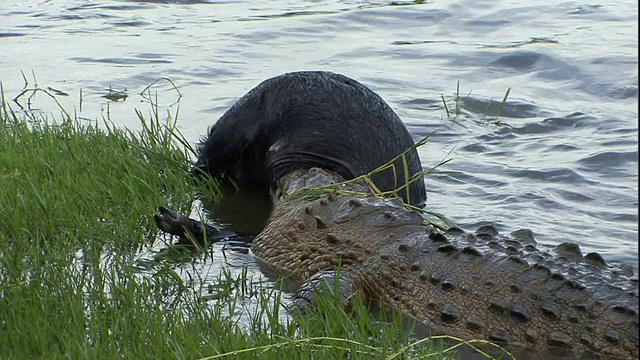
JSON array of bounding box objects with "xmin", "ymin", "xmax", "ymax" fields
[{"xmin": 193, "ymin": 71, "xmax": 427, "ymax": 206}]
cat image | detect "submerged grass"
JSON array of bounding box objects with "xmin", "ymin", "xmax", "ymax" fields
[{"xmin": 0, "ymin": 83, "xmax": 508, "ymax": 359}]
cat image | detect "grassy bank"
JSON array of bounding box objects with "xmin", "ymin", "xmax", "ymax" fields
[{"xmin": 0, "ymin": 91, "xmax": 503, "ymax": 359}]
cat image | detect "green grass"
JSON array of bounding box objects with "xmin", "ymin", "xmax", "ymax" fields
[
  {"xmin": 0, "ymin": 84, "xmax": 510, "ymax": 360},
  {"xmin": 281, "ymin": 132, "xmax": 458, "ymax": 231},
  {"xmin": 441, "ymin": 81, "xmax": 512, "ymax": 127}
]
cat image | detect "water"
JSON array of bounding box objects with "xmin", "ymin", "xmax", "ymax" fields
[{"xmin": 1, "ymin": 0, "xmax": 637, "ymax": 308}]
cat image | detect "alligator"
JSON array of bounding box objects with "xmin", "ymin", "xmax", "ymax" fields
[
  {"xmin": 154, "ymin": 71, "xmax": 638, "ymax": 359},
  {"xmin": 156, "ymin": 167, "xmax": 638, "ymax": 359}
]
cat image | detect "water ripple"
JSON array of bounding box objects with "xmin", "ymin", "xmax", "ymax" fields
[
  {"xmin": 71, "ymin": 57, "xmax": 173, "ymax": 65},
  {"xmin": 459, "ymin": 96, "xmax": 549, "ymax": 119},
  {"xmin": 0, "ymin": 0, "xmax": 636, "ymax": 277},
  {"xmin": 506, "ymin": 168, "xmax": 593, "ymax": 184},
  {"xmin": 110, "ymin": 20, "xmax": 151, "ymax": 27},
  {"xmin": 0, "ymin": 32, "xmax": 26, "ymax": 38}
]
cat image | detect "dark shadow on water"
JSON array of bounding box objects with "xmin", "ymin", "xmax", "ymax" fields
[
  {"xmin": 153, "ymin": 182, "xmax": 272, "ymax": 257},
  {"xmin": 459, "ymin": 96, "xmax": 547, "ymax": 119},
  {"xmin": 202, "ymin": 182, "xmax": 273, "ymax": 237}
]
